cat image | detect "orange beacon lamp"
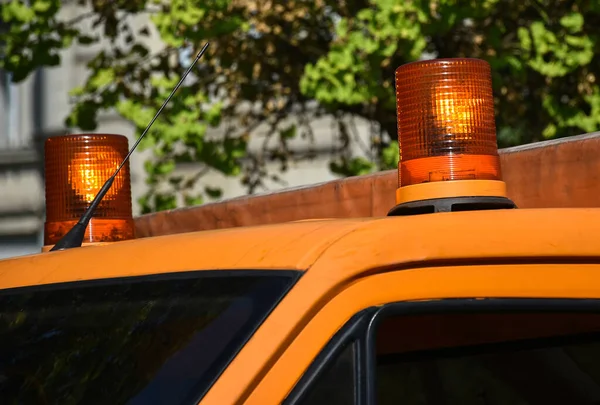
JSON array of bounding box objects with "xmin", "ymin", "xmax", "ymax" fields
[
  {"xmin": 388, "ymin": 58, "xmax": 516, "ymax": 216},
  {"xmin": 43, "ymin": 134, "xmax": 135, "ymax": 251},
  {"xmin": 42, "ymin": 44, "xmax": 209, "ymax": 252}
]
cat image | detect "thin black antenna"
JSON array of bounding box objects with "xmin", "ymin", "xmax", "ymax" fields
[{"xmin": 50, "ymin": 42, "xmax": 210, "ymax": 252}]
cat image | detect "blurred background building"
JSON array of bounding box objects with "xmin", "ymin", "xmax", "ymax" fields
[{"xmin": 0, "ymin": 4, "xmax": 370, "ymax": 259}]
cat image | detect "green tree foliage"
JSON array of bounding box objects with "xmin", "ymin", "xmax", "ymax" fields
[{"xmin": 1, "ymin": 0, "xmax": 599, "ymax": 212}]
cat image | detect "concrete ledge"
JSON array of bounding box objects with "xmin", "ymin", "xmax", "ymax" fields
[
  {"xmin": 0, "ymin": 147, "xmax": 39, "ymax": 168},
  {"xmin": 0, "ymin": 214, "xmax": 42, "ymax": 236},
  {"xmin": 0, "ymin": 169, "xmax": 44, "ymax": 217}
]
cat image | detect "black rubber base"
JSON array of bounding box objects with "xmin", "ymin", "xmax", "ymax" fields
[{"xmin": 387, "ymin": 196, "xmax": 517, "ymax": 217}]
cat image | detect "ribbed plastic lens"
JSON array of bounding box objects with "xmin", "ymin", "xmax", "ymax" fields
[
  {"xmin": 395, "ymin": 58, "xmax": 501, "ymax": 187},
  {"xmin": 44, "ymin": 134, "xmax": 134, "ymax": 245}
]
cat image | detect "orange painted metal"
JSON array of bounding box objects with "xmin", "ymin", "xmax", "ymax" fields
[
  {"xmin": 0, "ymin": 219, "xmax": 371, "ymax": 289},
  {"xmin": 2, "ymin": 208, "xmax": 600, "ymax": 290},
  {"xmin": 3, "ymin": 209, "xmax": 600, "ymax": 403},
  {"xmin": 202, "ymin": 208, "xmax": 600, "ymax": 403}
]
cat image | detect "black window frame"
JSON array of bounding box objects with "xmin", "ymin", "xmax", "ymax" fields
[
  {"xmin": 284, "ymin": 298, "xmax": 600, "ymax": 405},
  {"xmin": 0, "ymin": 269, "xmax": 302, "ymax": 405},
  {"xmin": 283, "ymin": 308, "xmax": 377, "ymax": 405}
]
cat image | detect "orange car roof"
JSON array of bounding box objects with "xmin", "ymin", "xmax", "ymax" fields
[{"xmin": 1, "ymin": 208, "xmax": 600, "ymax": 291}]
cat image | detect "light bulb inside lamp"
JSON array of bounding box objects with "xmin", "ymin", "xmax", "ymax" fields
[
  {"xmin": 68, "ymin": 146, "xmax": 122, "ymax": 203},
  {"xmin": 433, "ymin": 87, "xmax": 478, "ymax": 141}
]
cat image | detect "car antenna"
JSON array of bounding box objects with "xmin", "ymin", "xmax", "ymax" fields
[{"xmin": 50, "ymin": 42, "xmax": 210, "ymax": 252}]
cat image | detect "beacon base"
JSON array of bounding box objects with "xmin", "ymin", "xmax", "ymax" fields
[{"xmin": 387, "ymin": 195, "xmax": 517, "ymax": 217}]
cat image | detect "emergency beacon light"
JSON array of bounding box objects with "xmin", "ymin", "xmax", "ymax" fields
[
  {"xmin": 42, "ymin": 43, "xmax": 210, "ymax": 252},
  {"xmin": 44, "ymin": 134, "xmax": 135, "ymax": 249},
  {"xmin": 388, "ymin": 58, "xmax": 516, "ymax": 215}
]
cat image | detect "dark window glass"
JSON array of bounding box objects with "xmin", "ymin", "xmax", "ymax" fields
[
  {"xmin": 376, "ymin": 312, "xmax": 600, "ymax": 405},
  {"xmin": 0, "ymin": 272, "xmax": 296, "ymax": 405},
  {"xmin": 299, "ymin": 342, "xmax": 356, "ymax": 405}
]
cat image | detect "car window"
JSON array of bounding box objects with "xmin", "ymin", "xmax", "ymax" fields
[
  {"xmin": 374, "ymin": 311, "xmax": 600, "ymax": 405},
  {"xmin": 0, "ymin": 271, "xmax": 297, "ymax": 405},
  {"xmin": 298, "ymin": 341, "xmax": 356, "ymax": 405}
]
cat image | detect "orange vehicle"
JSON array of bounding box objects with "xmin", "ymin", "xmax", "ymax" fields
[{"xmin": 3, "ymin": 58, "xmax": 600, "ymax": 405}]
